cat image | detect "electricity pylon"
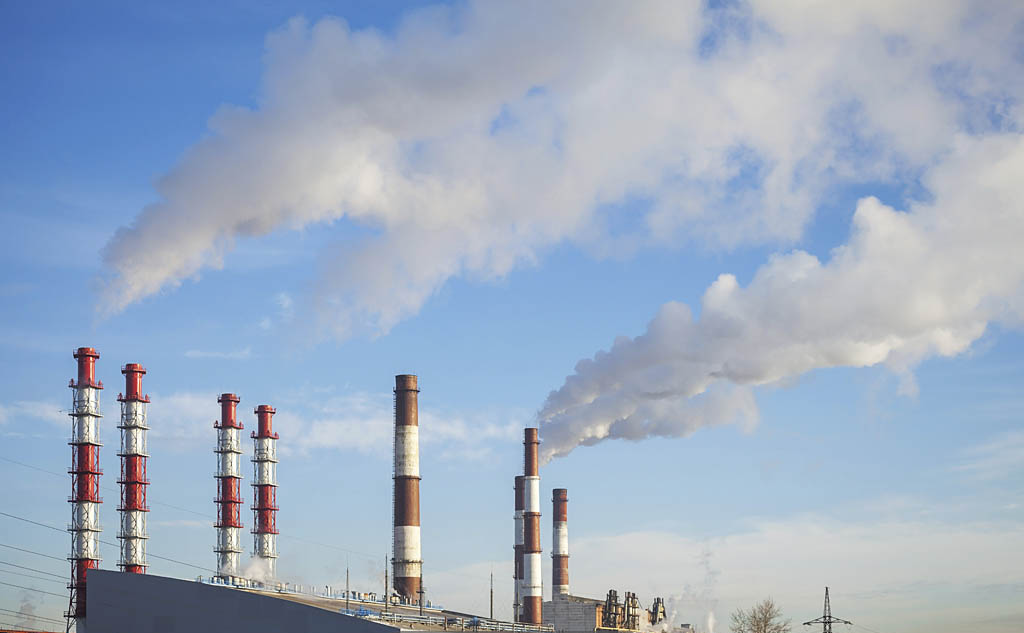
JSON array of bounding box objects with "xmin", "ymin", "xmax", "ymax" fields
[{"xmin": 803, "ymin": 587, "xmax": 851, "ymax": 633}]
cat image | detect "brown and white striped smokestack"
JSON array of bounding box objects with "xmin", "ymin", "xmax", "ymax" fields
[
  {"xmin": 552, "ymin": 489, "xmax": 569, "ymax": 596},
  {"xmin": 513, "ymin": 475, "xmax": 525, "ymax": 621},
  {"xmin": 393, "ymin": 375, "xmax": 422, "ymax": 602},
  {"xmin": 522, "ymin": 427, "xmax": 542, "ymax": 624}
]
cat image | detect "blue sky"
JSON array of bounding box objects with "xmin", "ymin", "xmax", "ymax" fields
[{"xmin": 1, "ymin": 2, "xmax": 1023, "ymax": 633}]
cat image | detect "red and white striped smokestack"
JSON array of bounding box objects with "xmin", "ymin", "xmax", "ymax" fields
[
  {"xmin": 117, "ymin": 363, "xmax": 150, "ymax": 574},
  {"xmin": 522, "ymin": 428, "xmax": 542, "ymax": 624},
  {"xmin": 214, "ymin": 393, "xmax": 244, "ymax": 580},
  {"xmin": 513, "ymin": 475, "xmax": 525, "ymax": 621},
  {"xmin": 552, "ymin": 489, "xmax": 569, "ymax": 597},
  {"xmin": 393, "ymin": 375, "xmax": 422, "ymax": 602},
  {"xmin": 251, "ymin": 405, "xmax": 279, "ymax": 580},
  {"xmin": 68, "ymin": 347, "xmax": 102, "ymax": 633}
]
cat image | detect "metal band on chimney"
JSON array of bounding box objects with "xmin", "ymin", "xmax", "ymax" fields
[{"xmin": 393, "ymin": 374, "xmax": 422, "ymax": 602}]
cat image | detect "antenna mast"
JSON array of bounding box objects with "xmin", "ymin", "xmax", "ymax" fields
[{"xmin": 803, "ymin": 587, "xmax": 851, "ymax": 633}]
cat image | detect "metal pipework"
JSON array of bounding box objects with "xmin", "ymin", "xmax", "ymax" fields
[
  {"xmin": 552, "ymin": 488, "xmax": 569, "ymax": 596},
  {"xmin": 251, "ymin": 405, "xmax": 279, "ymax": 579},
  {"xmin": 513, "ymin": 475, "xmax": 525, "ymax": 621},
  {"xmin": 117, "ymin": 363, "xmax": 150, "ymax": 574},
  {"xmin": 214, "ymin": 393, "xmax": 244, "ymax": 580},
  {"xmin": 68, "ymin": 347, "xmax": 103, "ymax": 633},
  {"xmin": 393, "ymin": 374, "xmax": 422, "ymax": 602},
  {"xmin": 521, "ymin": 428, "xmax": 542, "ymax": 624}
]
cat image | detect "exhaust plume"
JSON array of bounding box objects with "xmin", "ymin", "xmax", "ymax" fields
[
  {"xmin": 539, "ymin": 136, "xmax": 1024, "ymax": 462},
  {"xmin": 99, "ymin": 2, "xmax": 1022, "ymax": 339}
]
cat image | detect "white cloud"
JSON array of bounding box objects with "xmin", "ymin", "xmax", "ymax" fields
[
  {"xmin": 956, "ymin": 430, "xmax": 1024, "ymax": 481},
  {"xmin": 150, "ymin": 388, "xmax": 521, "ymax": 460},
  {"xmin": 148, "ymin": 391, "xmax": 220, "ymax": 444},
  {"xmin": 99, "ymin": 2, "xmax": 1024, "ymax": 340},
  {"xmin": 427, "ymin": 513, "xmax": 1024, "ymax": 632},
  {"xmin": 0, "ymin": 400, "xmax": 67, "ymax": 427},
  {"xmin": 183, "ymin": 346, "xmax": 252, "ymax": 360}
]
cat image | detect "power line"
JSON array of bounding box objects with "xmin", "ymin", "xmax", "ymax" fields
[
  {"xmin": 0, "ymin": 580, "xmax": 67, "ymax": 599},
  {"xmin": 0, "ymin": 620, "xmax": 49, "ymax": 633},
  {"xmin": 0, "ymin": 606, "xmax": 66, "ymax": 625},
  {"xmin": 0, "ymin": 561, "xmax": 64, "ymax": 580},
  {"xmin": 0, "ymin": 568, "xmax": 66, "ymax": 586},
  {"xmin": 0, "ymin": 511, "xmax": 217, "ymax": 575},
  {"xmin": 0, "ymin": 453, "xmax": 390, "ymax": 564},
  {"xmin": 0, "ymin": 544, "xmax": 65, "ymax": 564},
  {"xmin": 0, "ymin": 513, "xmax": 65, "ymax": 536}
]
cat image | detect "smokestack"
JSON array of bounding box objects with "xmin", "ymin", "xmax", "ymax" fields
[
  {"xmin": 522, "ymin": 428, "xmax": 542, "ymax": 624},
  {"xmin": 214, "ymin": 393, "xmax": 244, "ymax": 580},
  {"xmin": 117, "ymin": 363, "xmax": 150, "ymax": 574},
  {"xmin": 513, "ymin": 475, "xmax": 525, "ymax": 621},
  {"xmin": 68, "ymin": 347, "xmax": 102, "ymax": 633},
  {"xmin": 251, "ymin": 405, "xmax": 280, "ymax": 580},
  {"xmin": 393, "ymin": 375, "xmax": 422, "ymax": 602},
  {"xmin": 552, "ymin": 489, "xmax": 568, "ymax": 596}
]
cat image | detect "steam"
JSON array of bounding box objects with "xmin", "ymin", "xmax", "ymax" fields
[
  {"xmin": 99, "ymin": 2, "xmax": 1022, "ymax": 339},
  {"xmin": 243, "ymin": 556, "xmax": 276, "ymax": 584},
  {"xmin": 539, "ymin": 135, "xmax": 1024, "ymax": 462},
  {"xmin": 706, "ymin": 611, "xmax": 716, "ymax": 633}
]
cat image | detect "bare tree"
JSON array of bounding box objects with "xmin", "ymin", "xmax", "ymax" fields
[{"xmin": 730, "ymin": 598, "xmax": 791, "ymax": 633}]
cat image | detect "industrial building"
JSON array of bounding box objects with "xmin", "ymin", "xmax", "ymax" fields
[{"xmin": 57, "ymin": 346, "xmax": 673, "ymax": 633}]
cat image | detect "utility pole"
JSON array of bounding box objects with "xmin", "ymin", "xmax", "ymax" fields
[
  {"xmin": 384, "ymin": 554, "xmax": 389, "ymax": 614},
  {"xmin": 803, "ymin": 587, "xmax": 851, "ymax": 633},
  {"xmin": 418, "ymin": 570, "xmax": 425, "ymax": 616},
  {"xmin": 490, "ymin": 570, "xmax": 494, "ymax": 620},
  {"xmin": 346, "ymin": 558, "xmax": 350, "ymax": 613}
]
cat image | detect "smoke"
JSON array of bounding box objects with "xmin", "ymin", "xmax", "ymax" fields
[
  {"xmin": 538, "ymin": 134, "xmax": 1024, "ymax": 462},
  {"xmin": 664, "ymin": 547, "xmax": 720, "ymax": 633},
  {"xmin": 99, "ymin": 2, "xmax": 1023, "ymax": 340},
  {"xmin": 16, "ymin": 591, "xmax": 38, "ymax": 628}
]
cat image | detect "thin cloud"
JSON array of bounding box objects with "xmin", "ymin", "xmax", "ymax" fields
[
  {"xmin": 0, "ymin": 400, "xmax": 67, "ymax": 427},
  {"xmin": 183, "ymin": 346, "xmax": 252, "ymax": 360},
  {"xmin": 955, "ymin": 430, "xmax": 1024, "ymax": 481}
]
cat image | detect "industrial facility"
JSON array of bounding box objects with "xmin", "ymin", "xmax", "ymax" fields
[{"xmin": 58, "ymin": 346, "xmax": 674, "ymax": 633}]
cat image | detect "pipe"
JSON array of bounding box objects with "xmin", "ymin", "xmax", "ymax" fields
[
  {"xmin": 251, "ymin": 405, "xmax": 279, "ymax": 579},
  {"xmin": 552, "ymin": 488, "xmax": 568, "ymax": 596},
  {"xmin": 117, "ymin": 363, "xmax": 150, "ymax": 574},
  {"xmin": 521, "ymin": 428, "xmax": 542, "ymax": 624},
  {"xmin": 68, "ymin": 347, "xmax": 103, "ymax": 633},
  {"xmin": 214, "ymin": 393, "xmax": 244, "ymax": 580},
  {"xmin": 393, "ymin": 374, "xmax": 422, "ymax": 602}
]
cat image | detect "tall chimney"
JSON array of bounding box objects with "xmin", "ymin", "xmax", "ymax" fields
[
  {"xmin": 117, "ymin": 363, "xmax": 150, "ymax": 574},
  {"xmin": 513, "ymin": 475, "xmax": 525, "ymax": 621},
  {"xmin": 393, "ymin": 375, "xmax": 422, "ymax": 602},
  {"xmin": 552, "ymin": 489, "xmax": 569, "ymax": 596},
  {"xmin": 251, "ymin": 405, "xmax": 279, "ymax": 580},
  {"xmin": 214, "ymin": 393, "xmax": 244, "ymax": 580},
  {"xmin": 68, "ymin": 347, "xmax": 102, "ymax": 633},
  {"xmin": 522, "ymin": 428, "xmax": 542, "ymax": 624}
]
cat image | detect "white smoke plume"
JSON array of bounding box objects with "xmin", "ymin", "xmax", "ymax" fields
[
  {"xmin": 538, "ymin": 134, "xmax": 1024, "ymax": 462},
  {"xmin": 100, "ymin": 2, "xmax": 1023, "ymax": 339}
]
